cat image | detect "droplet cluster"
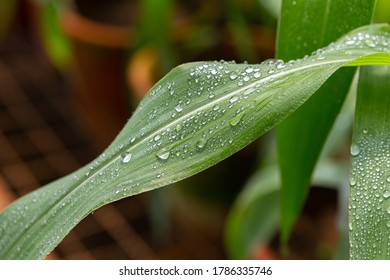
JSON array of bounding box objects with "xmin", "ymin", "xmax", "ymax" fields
[
  {"xmin": 349, "ymin": 131, "xmax": 390, "ymax": 259},
  {"xmin": 113, "ymin": 25, "xmax": 390, "ymax": 201}
]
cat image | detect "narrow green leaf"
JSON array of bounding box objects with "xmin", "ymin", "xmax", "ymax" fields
[
  {"xmin": 276, "ymin": 0, "xmax": 375, "ymax": 244},
  {"xmin": 226, "ymin": 0, "xmax": 258, "ymax": 62},
  {"xmin": 225, "ymin": 164, "xmax": 280, "ymax": 260},
  {"xmin": 374, "ymin": 0, "xmax": 390, "ymax": 23},
  {"xmin": 39, "ymin": 0, "xmax": 71, "ymax": 69},
  {"xmin": 350, "ymin": 65, "xmax": 390, "ymax": 259},
  {"xmin": 137, "ymin": 0, "xmax": 175, "ymax": 71},
  {"xmin": 0, "ymin": 24, "xmax": 389, "ymax": 259},
  {"xmin": 225, "ymin": 160, "xmax": 346, "ymax": 259}
]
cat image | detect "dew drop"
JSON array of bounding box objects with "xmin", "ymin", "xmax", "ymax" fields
[
  {"xmin": 196, "ymin": 138, "xmax": 208, "ymax": 150},
  {"xmin": 350, "ymin": 144, "xmax": 361, "ymax": 156},
  {"xmin": 230, "ymin": 72, "xmax": 238, "ymax": 80},
  {"xmin": 364, "ymin": 39, "xmax": 376, "ymax": 48},
  {"xmin": 245, "ymin": 67, "xmax": 254, "ymax": 73},
  {"xmin": 383, "ymin": 190, "xmax": 390, "ymax": 199},
  {"xmin": 386, "ymin": 176, "xmax": 390, "ymax": 183},
  {"xmin": 175, "ymin": 104, "xmax": 183, "ymax": 112},
  {"xmin": 156, "ymin": 149, "xmax": 170, "ymax": 161},
  {"xmin": 345, "ymin": 38, "xmax": 356, "ymax": 45},
  {"xmin": 154, "ymin": 134, "xmax": 161, "ymax": 141},
  {"xmin": 276, "ymin": 62, "xmax": 286, "ymax": 69},
  {"xmin": 230, "ymin": 113, "xmax": 244, "ymax": 127},
  {"xmin": 121, "ymin": 152, "xmax": 132, "ymax": 163},
  {"xmin": 267, "ymin": 68, "xmax": 275, "ymax": 74},
  {"xmin": 254, "ymin": 72, "xmax": 261, "ymax": 78},
  {"xmin": 317, "ymin": 54, "xmax": 326, "ymax": 60},
  {"xmin": 176, "ymin": 124, "xmax": 183, "ymax": 132},
  {"xmin": 350, "ymin": 177, "xmax": 356, "ymax": 186},
  {"xmin": 243, "ymin": 88, "xmax": 255, "ymax": 96},
  {"xmin": 230, "ymin": 96, "xmax": 239, "ymax": 103},
  {"xmin": 387, "ymin": 206, "xmax": 390, "ymax": 214}
]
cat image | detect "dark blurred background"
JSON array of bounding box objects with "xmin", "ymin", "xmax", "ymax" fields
[{"xmin": 0, "ymin": 0, "xmax": 280, "ymax": 259}]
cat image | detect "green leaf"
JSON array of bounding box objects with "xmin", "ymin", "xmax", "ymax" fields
[
  {"xmin": 225, "ymin": 164, "xmax": 280, "ymax": 260},
  {"xmin": 136, "ymin": 0, "xmax": 175, "ymax": 72},
  {"xmin": 39, "ymin": 0, "xmax": 71, "ymax": 70},
  {"xmin": 0, "ymin": 24, "xmax": 390, "ymax": 259},
  {"xmin": 350, "ymin": 65, "xmax": 390, "ymax": 259},
  {"xmin": 226, "ymin": 0, "xmax": 258, "ymax": 62},
  {"xmin": 374, "ymin": 0, "xmax": 390, "ymax": 23},
  {"xmin": 276, "ymin": 0, "xmax": 376, "ymax": 244}
]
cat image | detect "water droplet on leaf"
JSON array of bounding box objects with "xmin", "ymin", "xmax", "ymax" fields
[
  {"xmin": 345, "ymin": 38, "xmax": 356, "ymax": 45},
  {"xmin": 229, "ymin": 72, "xmax": 238, "ymax": 80},
  {"xmin": 156, "ymin": 149, "xmax": 170, "ymax": 161},
  {"xmin": 350, "ymin": 144, "xmax": 361, "ymax": 156},
  {"xmin": 276, "ymin": 62, "xmax": 286, "ymax": 69},
  {"xmin": 176, "ymin": 124, "xmax": 183, "ymax": 132},
  {"xmin": 230, "ymin": 113, "xmax": 244, "ymax": 127},
  {"xmin": 317, "ymin": 54, "xmax": 325, "ymax": 60},
  {"xmin": 175, "ymin": 104, "xmax": 183, "ymax": 112},
  {"xmin": 383, "ymin": 190, "xmax": 390, "ymax": 199},
  {"xmin": 121, "ymin": 152, "xmax": 132, "ymax": 163},
  {"xmin": 245, "ymin": 67, "xmax": 254, "ymax": 73},
  {"xmin": 196, "ymin": 139, "xmax": 207, "ymax": 150},
  {"xmin": 243, "ymin": 88, "xmax": 255, "ymax": 96},
  {"xmin": 230, "ymin": 96, "xmax": 239, "ymax": 103}
]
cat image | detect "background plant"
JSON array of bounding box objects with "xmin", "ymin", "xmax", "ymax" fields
[
  {"xmin": 226, "ymin": 0, "xmax": 390, "ymax": 260},
  {"xmin": 0, "ymin": 0, "xmax": 390, "ymax": 260}
]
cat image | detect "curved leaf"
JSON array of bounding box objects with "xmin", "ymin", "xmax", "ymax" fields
[{"xmin": 0, "ymin": 24, "xmax": 390, "ymax": 259}]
